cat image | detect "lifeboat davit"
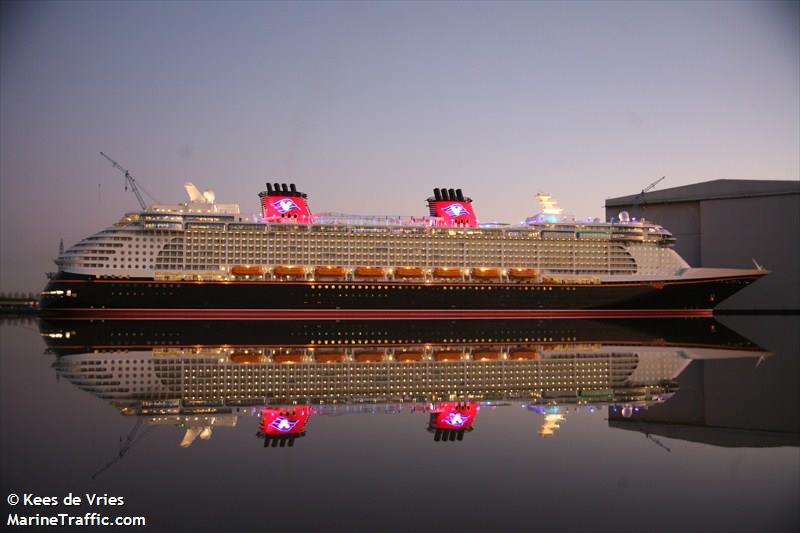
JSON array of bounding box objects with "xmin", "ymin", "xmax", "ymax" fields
[
  {"xmin": 231, "ymin": 265, "xmax": 264, "ymax": 277},
  {"xmin": 433, "ymin": 267, "xmax": 462, "ymax": 279},
  {"xmin": 314, "ymin": 266, "xmax": 345, "ymax": 278},
  {"xmin": 273, "ymin": 266, "xmax": 305, "ymax": 278},
  {"xmin": 509, "ymin": 268, "xmax": 538, "ymax": 279},
  {"xmin": 471, "ymin": 267, "xmax": 500, "ymax": 279},
  {"xmin": 354, "ymin": 266, "xmax": 384, "ymax": 278},
  {"xmin": 394, "ymin": 266, "xmax": 425, "ymax": 279}
]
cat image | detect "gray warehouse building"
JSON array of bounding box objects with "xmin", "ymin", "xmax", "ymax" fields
[{"xmin": 605, "ymin": 180, "xmax": 800, "ymax": 311}]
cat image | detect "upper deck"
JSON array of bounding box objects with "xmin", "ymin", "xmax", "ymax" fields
[
  {"xmin": 131, "ymin": 209, "xmax": 676, "ymax": 246},
  {"xmin": 54, "ymin": 184, "xmax": 683, "ymax": 278}
]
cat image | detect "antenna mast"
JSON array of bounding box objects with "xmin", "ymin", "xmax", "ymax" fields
[{"xmin": 99, "ymin": 152, "xmax": 148, "ymax": 210}]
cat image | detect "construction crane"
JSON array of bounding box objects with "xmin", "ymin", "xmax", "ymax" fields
[
  {"xmin": 91, "ymin": 418, "xmax": 147, "ymax": 479},
  {"xmin": 99, "ymin": 152, "xmax": 149, "ymax": 210},
  {"xmin": 630, "ymin": 175, "xmax": 665, "ymax": 218},
  {"xmin": 644, "ymin": 431, "xmax": 672, "ymax": 453}
]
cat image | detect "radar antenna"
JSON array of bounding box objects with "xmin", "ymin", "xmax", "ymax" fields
[{"xmin": 99, "ymin": 152, "xmax": 158, "ymax": 210}]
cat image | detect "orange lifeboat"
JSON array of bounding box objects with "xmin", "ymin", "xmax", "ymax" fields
[
  {"xmin": 473, "ymin": 350, "xmax": 501, "ymax": 361},
  {"xmin": 394, "ymin": 266, "xmax": 424, "ymax": 279},
  {"xmin": 355, "ymin": 351, "xmax": 384, "ymax": 363},
  {"xmin": 433, "ymin": 267, "xmax": 462, "ymax": 279},
  {"xmin": 395, "ymin": 351, "xmax": 424, "ymax": 362},
  {"xmin": 230, "ymin": 352, "xmax": 263, "ymax": 364},
  {"xmin": 273, "ymin": 266, "xmax": 306, "ymax": 278},
  {"xmin": 230, "ymin": 265, "xmax": 264, "ymax": 277},
  {"xmin": 274, "ymin": 351, "xmax": 305, "ymax": 363},
  {"xmin": 314, "ymin": 266, "xmax": 346, "ymax": 278},
  {"xmin": 434, "ymin": 350, "xmax": 463, "ymax": 362},
  {"xmin": 510, "ymin": 350, "xmax": 539, "ymax": 360},
  {"xmin": 354, "ymin": 266, "xmax": 384, "ymax": 278},
  {"xmin": 471, "ymin": 267, "xmax": 500, "ymax": 279},
  {"xmin": 315, "ymin": 352, "xmax": 345, "ymax": 363},
  {"xmin": 509, "ymin": 268, "xmax": 538, "ymax": 280}
]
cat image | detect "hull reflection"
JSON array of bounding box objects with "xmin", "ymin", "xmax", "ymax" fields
[
  {"xmin": 42, "ymin": 318, "xmax": 768, "ymax": 449},
  {"xmin": 41, "ymin": 317, "xmax": 762, "ymax": 356}
]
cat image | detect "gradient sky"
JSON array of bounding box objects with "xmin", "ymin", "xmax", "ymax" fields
[{"xmin": 1, "ymin": 1, "xmax": 798, "ymax": 291}]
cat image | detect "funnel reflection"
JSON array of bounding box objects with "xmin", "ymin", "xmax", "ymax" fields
[{"xmin": 42, "ymin": 318, "xmax": 768, "ymax": 449}]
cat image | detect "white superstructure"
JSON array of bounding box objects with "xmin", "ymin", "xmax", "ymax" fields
[{"xmin": 54, "ymin": 184, "xmax": 711, "ymax": 282}]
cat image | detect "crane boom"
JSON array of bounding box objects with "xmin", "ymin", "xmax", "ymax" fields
[
  {"xmin": 645, "ymin": 431, "xmax": 672, "ymax": 453},
  {"xmin": 91, "ymin": 418, "xmax": 146, "ymax": 479},
  {"xmin": 630, "ymin": 175, "xmax": 666, "ymax": 217},
  {"xmin": 641, "ymin": 175, "xmax": 665, "ymax": 195},
  {"xmin": 99, "ymin": 152, "xmax": 147, "ymax": 210}
]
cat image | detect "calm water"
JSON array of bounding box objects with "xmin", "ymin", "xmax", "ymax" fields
[{"xmin": 1, "ymin": 316, "xmax": 798, "ymax": 533}]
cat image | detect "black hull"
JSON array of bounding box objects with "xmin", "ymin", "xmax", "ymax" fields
[
  {"xmin": 40, "ymin": 272, "xmax": 765, "ymax": 319},
  {"xmin": 39, "ymin": 317, "xmax": 764, "ymax": 356}
]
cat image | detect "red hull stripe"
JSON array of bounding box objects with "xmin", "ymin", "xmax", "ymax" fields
[{"xmin": 46, "ymin": 308, "xmax": 713, "ymax": 320}]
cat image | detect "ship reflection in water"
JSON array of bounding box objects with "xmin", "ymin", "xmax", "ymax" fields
[{"xmin": 41, "ymin": 318, "xmax": 777, "ymax": 451}]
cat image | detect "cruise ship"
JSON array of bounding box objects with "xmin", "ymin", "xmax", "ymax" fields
[
  {"xmin": 39, "ymin": 182, "xmax": 767, "ymax": 318},
  {"xmin": 44, "ymin": 317, "xmax": 769, "ymax": 447}
]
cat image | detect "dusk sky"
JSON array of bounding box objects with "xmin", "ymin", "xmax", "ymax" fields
[{"xmin": 1, "ymin": 1, "xmax": 798, "ymax": 292}]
